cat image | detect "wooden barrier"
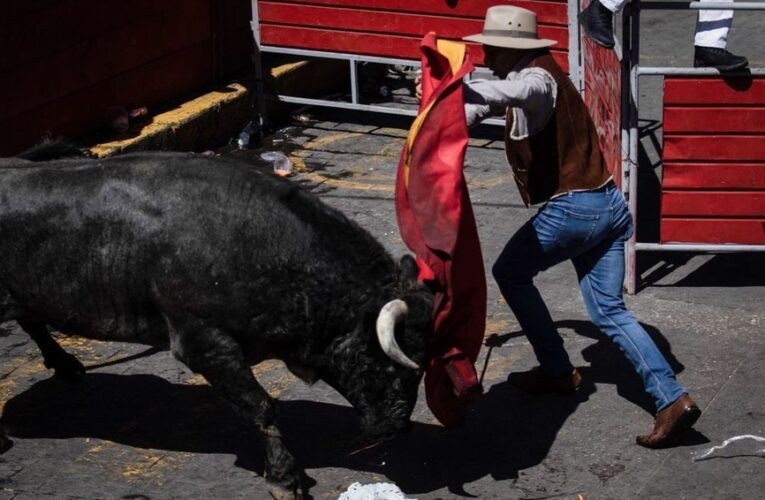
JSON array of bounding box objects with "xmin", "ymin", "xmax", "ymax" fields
[
  {"xmin": 660, "ymin": 77, "xmax": 765, "ymax": 244},
  {"xmin": 257, "ymin": 0, "xmax": 571, "ymax": 72},
  {"xmin": 0, "ymin": 0, "xmax": 253, "ymax": 156},
  {"xmin": 582, "ymin": 31, "xmax": 622, "ymax": 183}
]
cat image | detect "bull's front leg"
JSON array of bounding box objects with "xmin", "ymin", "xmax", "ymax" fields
[
  {"xmin": 170, "ymin": 323, "xmax": 303, "ymax": 500},
  {"xmin": 18, "ymin": 319, "xmax": 85, "ymax": 383}
]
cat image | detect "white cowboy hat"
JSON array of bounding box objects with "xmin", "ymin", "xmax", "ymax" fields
[{"xmin": 463, "ymin": 6, "xmax": 557, "ymax": 50}]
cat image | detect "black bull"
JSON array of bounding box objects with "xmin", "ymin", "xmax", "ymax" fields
[{"xmin": 0, "ymin": 151, "xmax": 434, "ymax": 499}]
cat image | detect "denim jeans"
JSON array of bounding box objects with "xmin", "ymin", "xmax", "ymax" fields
[{"xmin": 492, "ymin": 183, "xmax": 685, "ymax": 412}]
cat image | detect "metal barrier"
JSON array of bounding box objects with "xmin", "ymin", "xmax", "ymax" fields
[
  {"xmin": 248, "ymin": 0, "xmax": 582, "ymax": 126},
  {"xmin": 621, "ymin": 1, "xmax": 765, "ymax": 294}
]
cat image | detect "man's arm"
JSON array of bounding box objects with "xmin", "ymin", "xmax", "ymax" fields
[{"xmin": 463, "ymin": 67, "xmax": 556, "ymax": 128}]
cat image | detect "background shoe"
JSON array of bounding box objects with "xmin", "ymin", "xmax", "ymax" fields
[
  {"xmin": 578, "ymin": 0, "xmax": 615, "ymax": 49},
  {"xmin": 508, "ymin": 367, "xmax": 582, "ymax": 394},
  {"xmin": 636, "ymin": 394, "xmax": 701, "ymax": 448},
  {"xmin": 694, "ymin": 46, "xmax": 749, "ymax": 72}
]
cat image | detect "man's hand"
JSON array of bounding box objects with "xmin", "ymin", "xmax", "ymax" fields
[{"xmin": 414, "ymin": 74, "xmax": 422, "ymax": 101}]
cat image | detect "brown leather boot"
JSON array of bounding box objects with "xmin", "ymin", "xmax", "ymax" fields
[
  {"xmin": 508, "ymin": 367, "xmax": 582, "ymax": 394},
  {"xmin": 636, "ymin": 394, "xmax": 701, "ymax": 448}
]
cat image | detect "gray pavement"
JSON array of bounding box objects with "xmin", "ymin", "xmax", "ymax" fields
[{"xmin": 1, "ymin": 109, "xmax": 763, "ymax": 499}]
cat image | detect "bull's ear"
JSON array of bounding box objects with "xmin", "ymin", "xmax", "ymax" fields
[{"xmin": 397, "ymin": 254, "xmax": 419, "ymax": 284}]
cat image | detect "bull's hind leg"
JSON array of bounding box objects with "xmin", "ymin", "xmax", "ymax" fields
[
  {"xmin": 17, "ymin": 319, "xmax": 85, "ymax": 383},
  {"xmin": 170, "ymin": 323, "xmax": 302, "ymax": 500}
]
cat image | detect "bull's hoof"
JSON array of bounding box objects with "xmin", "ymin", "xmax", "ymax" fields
[{"xmin": 48, "ymin": 353, "xmax": 86, "ymax": 384}]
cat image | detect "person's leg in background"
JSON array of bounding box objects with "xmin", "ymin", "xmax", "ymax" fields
[
  {"xmin": 580, "ymin": 0, "xmax": 747, "ymax": 71},
  {"xmin": 578, "ymin": 0, "xmax": 629, "ymax": 49},
  {"xmin": 694, "ymin": 0, "xmax": 748, "ymax": 71}
]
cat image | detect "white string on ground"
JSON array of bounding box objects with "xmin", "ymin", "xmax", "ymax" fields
[{"xmin": 691, "ymin": 434, "xmax": 765, "ymax": 461}]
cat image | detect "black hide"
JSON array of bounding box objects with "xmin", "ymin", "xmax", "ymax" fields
[{"xmin": 0, "ymin": 151, "xmax": 433, "ymax": 499}]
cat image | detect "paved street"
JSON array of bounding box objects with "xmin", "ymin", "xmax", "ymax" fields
[
  {"xmin": 1, "ymin": 6, "xmax": 763, "ymax": 500},
  {"xmin": 1, "ymin": 107, "xmax": 763, "ymax": 498}
]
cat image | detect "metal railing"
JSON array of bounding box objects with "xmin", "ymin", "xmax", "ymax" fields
[
  {"xmin": 621, "ymin": 0, "xmax": 765, "ymax": 294},
  {"xmin": 249, "ymin": 0, "xmax": 583, "ymax": 127}
]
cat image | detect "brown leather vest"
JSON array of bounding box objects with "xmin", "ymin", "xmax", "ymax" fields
[{"xmin": 505, "ymin": 52, "xmax": 611, "ymax": 206}]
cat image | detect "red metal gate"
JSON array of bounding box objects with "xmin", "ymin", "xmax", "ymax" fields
[{"xmin": 252, "ymin": 0, "xmax": 580, "ymax": 118}]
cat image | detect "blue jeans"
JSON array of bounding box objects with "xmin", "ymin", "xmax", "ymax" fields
[{"xmin": 492, "ymin": 183, "xmax": 685, "ymax": 412}]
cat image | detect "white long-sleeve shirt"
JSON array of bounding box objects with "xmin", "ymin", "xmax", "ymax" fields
[{"xmin": 463, "ymin": 62, "xmax": 557, "ymax": 139}]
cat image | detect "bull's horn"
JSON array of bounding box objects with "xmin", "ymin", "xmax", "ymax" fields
[{"xmin": 376, "ymin": 299, "xmax": 420, "ymax": 370}]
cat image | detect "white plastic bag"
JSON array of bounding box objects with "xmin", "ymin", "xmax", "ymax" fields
[
  {"xmin": 338, "ymin": 481, "xmax": 415, "ymax": 500},
  {"xmin": 260, "ymin": 151, "xmax": 293, "ymax": 176}
]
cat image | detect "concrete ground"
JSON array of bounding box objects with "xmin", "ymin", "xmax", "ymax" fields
[
  {"xmin": 1, "ymin": 7, "xmax": 763, "ymax": 500},
  {"xmin": 1, "ymin": 108, "xmax": 763, "ymax": 499}
]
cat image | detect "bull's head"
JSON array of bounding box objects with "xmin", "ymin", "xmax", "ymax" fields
[{"xmin": 324, "ymin": 255, "xmax": 433, "ymax": 444}]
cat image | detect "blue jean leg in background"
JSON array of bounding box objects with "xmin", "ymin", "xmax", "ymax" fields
[{"xmin": 493, "ymin": 184, "xmax": 686, "ymax": 410}]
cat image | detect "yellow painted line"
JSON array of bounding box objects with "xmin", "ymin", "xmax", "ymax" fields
[
  {"xmin": 300, "ymin": 131, "xmax": 365, "ymax": 151},
  {"xmin": 370, "ymin": 127, "xmax": 409, "ymax": 138},
  {"xmin": 378, "ymin": 140, "xmax": 406, "ymax": 158},
  {"xmin": 466, "ymin": 175, "xmax": 512, "ymax": 190},
  {"xmin": 299, "ymin": 171, "xmax": 395, "ymax": 192},
  {"xmin": 484, "ymin": 318, "xmax": 513, "ymax": 337},
  {"xmin": 292, "ymin": 129, "xmax": 510, "ymax": 193},
  {"xmin": 289, "ymin": 155, "xmax": 307, "ymax": 172}
]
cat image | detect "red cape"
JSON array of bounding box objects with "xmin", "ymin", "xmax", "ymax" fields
[{"xmin": 395, "ymin": 33, "xmax": 486, "ymax": 428}]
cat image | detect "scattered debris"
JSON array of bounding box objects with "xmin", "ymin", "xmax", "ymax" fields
[
  {"xmin": 338, "ymin": 482, "xmax": 415, "ymax": 500},
  {"xmin": 129, "ymin": 106, "xmax": 149, "ymax": 120},
  {"xmin": 260, "ymin": 151, "xmax": 293, "ymax": 176},
  {"xmin": 692, "ymin": 434, "xmax": 765, "ymax": 461},
  {"xmin": 237, "ymin": 121, "xmax": 262, "ymax": 149},
  {"xmin": 292, "ymin": 113, "xmax": 312, "ymax": 123}
]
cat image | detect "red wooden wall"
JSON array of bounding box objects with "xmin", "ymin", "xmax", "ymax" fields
[
  {"xmin": 0, "ymin": 0, "xmax": 253, "ymax": 156},
  {"xmin": 257, "ymin": 0, "xmax": 571, "ymax": 72},
  {"xmin": 661, "ymin": 77, "xmax": 765, "ymax": 244},
  {"xmin": 582, "ymin": 31, "xmax": 621, "ymax": 183}
]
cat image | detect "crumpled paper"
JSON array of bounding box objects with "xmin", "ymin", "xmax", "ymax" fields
[{"xmin": 338, "ymin": 482, "xmax": 416, "ymax": 500}]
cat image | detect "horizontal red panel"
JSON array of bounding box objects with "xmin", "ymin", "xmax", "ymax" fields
[
  {"xmin": 261, "ymin": 25, "xmax": 570, "ymax": 71},
  {"xmin": 663, "ymin": 135, "xmax": 765, "ymax": 162},
  {"xmin": 661, "ymin": 191, "xmax": 765, "ymax": 217},
  {"xmin": 661, "ymin": 218, "xmax": 765, "ymax": 244},
  {"xmin": 664, "ymin": 107, "xmax": 765, "ymax": 134},
  {"xmin": 0, "ymin": 42, "xmax": 212, "ymax": 156},
  {"xmin": 664, "ymin": 77, "xmax": 765, "ymax": 105},
  {"xmin": 662, "ymin": 163, "xmax": 765, "ymax": 189},
  {"xmin": 259, "ymin": 4, "xmax": 568, "ymax": 48},
  {"xmin": 0, "ymin": 2, "xmax": 211, "ymax": 121},
  {"xmin": 259, "ymin": 0, "xmax": 569, "ymax": 24}
]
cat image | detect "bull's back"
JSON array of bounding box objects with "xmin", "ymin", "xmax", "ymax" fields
[{"xmin": 0, "ymin": 153, "xmax": 394, "ymax": 344}]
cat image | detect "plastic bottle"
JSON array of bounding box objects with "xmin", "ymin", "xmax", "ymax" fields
[{"xmin": 237, "ymin": 121, "xmax": 261, "ymax": 149}]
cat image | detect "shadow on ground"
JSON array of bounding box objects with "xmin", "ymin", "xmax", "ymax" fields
[
  {"xmin": 637, "ymin": 252, "xmax": 765, "ymax": 291},
  {"xmin": 1, "ymin": 318, "xmax": 707, "ymax": 497}
]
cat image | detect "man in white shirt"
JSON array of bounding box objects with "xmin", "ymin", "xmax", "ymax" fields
[{"xmin": 459, "ymin": 6, "xmax": 702, "ymax": 448}]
